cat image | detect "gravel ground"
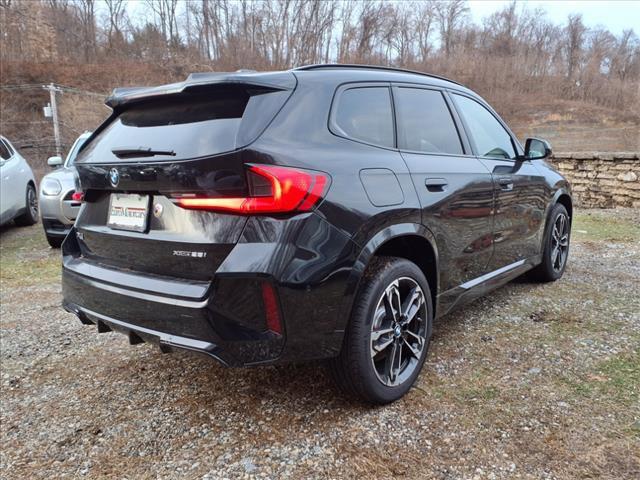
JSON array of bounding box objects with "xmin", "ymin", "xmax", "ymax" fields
[{"xmin": 1, "ymin": 209, "xmax": 639, "ymax": 479}]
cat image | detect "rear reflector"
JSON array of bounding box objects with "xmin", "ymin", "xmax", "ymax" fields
[
  {"xmin": 261, "ymin": 282, "xmax": 283, "ymax": 335},
  {"xmin": 172, "ymin": 164, "xmax": 329, "ymax": 214}
]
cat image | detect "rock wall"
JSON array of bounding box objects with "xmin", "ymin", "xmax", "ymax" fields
[{"xmin": 550, "ymin": 153, "xmax": 640, "ymax": 208}]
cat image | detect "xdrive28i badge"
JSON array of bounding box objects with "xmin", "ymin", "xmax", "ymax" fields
[{"xmin": 109, "ymin": 168, "xmax": 119, "ymax": 187}]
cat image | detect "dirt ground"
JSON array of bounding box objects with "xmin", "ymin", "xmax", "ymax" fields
[{"xmin": 1, "ymin": 209, "xmax": 639, "ymax": 479}]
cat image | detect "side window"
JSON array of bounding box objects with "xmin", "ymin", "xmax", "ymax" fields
[
  {"xmin": 333, "ymin": 86, "xmax": 394, "ymax": 148},
  {"xmin": 453, "ymin": 94, "xmax": 516, "ymax": 159},
  {"xmin": 394, "ymin": 87, "xmax": 463, "ymax": 154},
  {"xmin": 0, "ymin": 141, "xmax": 11, "ymax": 160}
]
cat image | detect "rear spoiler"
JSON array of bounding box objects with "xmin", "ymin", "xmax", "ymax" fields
[{"xmin": 105, "ymin": 71, "xmax": 297, "ymax": 109}]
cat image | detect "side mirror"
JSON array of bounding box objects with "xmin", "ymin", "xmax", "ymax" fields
[
  {"xmin": 47, "ymin": 156, "xmax": 63, "ymax": 167},
  {"xmin": 524, "ymin": 138, "xmax": 552, "ymax": 160}
]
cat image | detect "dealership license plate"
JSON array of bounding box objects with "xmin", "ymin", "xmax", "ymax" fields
[{"xmin": 107, "ymin": 193, "xmax": 150, "ymax": 232}]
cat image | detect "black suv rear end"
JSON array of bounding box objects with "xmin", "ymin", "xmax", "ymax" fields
[{"xmin": 63, "ymin": 66, "xmax": 571, "ymax": 403}]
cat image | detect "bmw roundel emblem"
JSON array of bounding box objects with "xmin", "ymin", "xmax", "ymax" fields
[{"xmin": 109, "ymin": 168, "xmax": 119, "ymax": 187}]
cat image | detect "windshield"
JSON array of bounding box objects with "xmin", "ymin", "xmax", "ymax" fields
[{"xmin": 65, "ymin": 135, "xmax": 90, "ymax": 167}]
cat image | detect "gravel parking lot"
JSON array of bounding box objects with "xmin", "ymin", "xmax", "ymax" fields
[{"xmin": 1, "ymin": 209, "xmax": 639, "ymax": 479}]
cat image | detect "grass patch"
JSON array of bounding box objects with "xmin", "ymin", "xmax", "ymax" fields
[
  {"xmin": 561, "ymin": 352, "xmax": 640, "ymax": 406},
  {"xmin": 596, "ymin": 354, "xmax": 640, "ymax": 405},
  {"xmin": 0, "ymin": 226, "xmax": 60, "ymax": 288},
  {"xmin": 456, "ymin": 385, "xmax": 500, "ymax": 402},
  {"xmin": 573, "ymin": 212, "xmax": 640, "ymax": 242}
]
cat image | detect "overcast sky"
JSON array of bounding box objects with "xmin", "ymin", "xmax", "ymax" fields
[{"xmin": 467, "ymin": 0, "xmax": 640, "ymax": 34}]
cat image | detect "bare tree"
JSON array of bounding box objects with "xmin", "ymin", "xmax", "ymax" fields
[
  {"xmin": 564, "ymin": 13, "xmax": 587, "ymax": 79},
  {"xmin": 434, "ymin": 0, "xmax": 468, "ymax": 56},
  {"xmin": 104, "ymin": 0, "xmax": 126, "ymax": 54}
]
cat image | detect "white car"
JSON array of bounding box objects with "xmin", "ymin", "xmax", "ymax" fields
[{"xmin": 0, "ymin": 136, "xmax": 38, "ymax": 227}]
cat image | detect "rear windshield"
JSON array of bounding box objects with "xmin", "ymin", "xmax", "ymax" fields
[{"xmin": 77, "ymin": 85, "xmax": 290, "ymax": 163}]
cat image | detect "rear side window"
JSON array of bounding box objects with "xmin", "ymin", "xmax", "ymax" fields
[
  {"xmin": 77, "ymin": 86, "xmax": 290, "ymax": 163},
  {"xmin": 394, "ymin": 88, "xmax": 463, "ymax": 154},
  {"xmin": 453, "ymin": 94, "xmax": 516, "ymax": 159},
  {"xmin": 333, "ymin": 87, "xmax": 394, "ymax": 148}
]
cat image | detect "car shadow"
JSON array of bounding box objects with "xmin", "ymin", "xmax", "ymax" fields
[{"xmin": 142, "ymin": 274, "xmax": 541, "ymax": 416}]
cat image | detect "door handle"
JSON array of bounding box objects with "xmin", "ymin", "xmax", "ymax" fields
[
  {"xmin": 425, "ymin": 177, "xmax": 448, "ymax": 192},
  {"xmin": 497, "ymin": 176, "xmax": 514, "ymax": 191}
]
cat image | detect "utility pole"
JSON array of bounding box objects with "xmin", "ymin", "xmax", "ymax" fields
[{"xmin": 44, "ymin": 83, "xmax": 62, "ymax": 157}]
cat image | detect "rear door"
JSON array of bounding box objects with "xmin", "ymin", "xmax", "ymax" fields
[
  {"xmin": 392, "ymin": 85, "xmax": 495, "ymax": 295},
  {"xmin": 450, "ymin": 93, "xmax": 547, "ymax": 270},
  {"xmin": 72, "ymin": 82, "xmax": 293, "ymax": 281},
  {"xmin": 0, "ymin": 139, "xmax": 20, "ymax": 221}
]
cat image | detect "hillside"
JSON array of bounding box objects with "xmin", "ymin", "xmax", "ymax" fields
[{"xmin": 1, "ymin": 60, "xmax": 638, "ymax": 180}]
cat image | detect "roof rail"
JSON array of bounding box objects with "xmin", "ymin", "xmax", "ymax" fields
[{"xmin": 293, "ymin": 64, "xmax": 463, "ymax": 87}]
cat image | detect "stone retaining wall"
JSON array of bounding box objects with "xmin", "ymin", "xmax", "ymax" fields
[{"xmin": 550, "ymin": 153, "xmax": 640, "ymax": 208}]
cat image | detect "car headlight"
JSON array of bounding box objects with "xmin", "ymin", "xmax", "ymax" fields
[{"xmin": 41, "ymin": 178, "xmax": 62, "ymax": 196}]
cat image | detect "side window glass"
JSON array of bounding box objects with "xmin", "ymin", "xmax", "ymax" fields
[
  {"xmin": 0, "ymin": 141, "xmax": 11, "ymax": 160},
  {"xmin": 333, "ymin": 87, "xmax": 394, "ymax": 148},
  {"xmin": 395, "ymin": 88, "xmax": 463, "ymax": 154},
  {"xmin": 453, "ymin": 94, "xmax": 516, "ymax": 159}
]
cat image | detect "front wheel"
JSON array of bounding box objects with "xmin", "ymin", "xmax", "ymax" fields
[
  {"xmin": 329, "ymin": 257, "xmax": 433, "ymax": 404},
  {"xmin": 14, "ymin": 184, "xmax": 38, "ymax": 226},
  {"xmin": 529, "ymin": 203, "xmax": 570, "ymax": 282},
  {"xmin": 45, "ymin": 233, "xmax": 64, "ymax": 248}
]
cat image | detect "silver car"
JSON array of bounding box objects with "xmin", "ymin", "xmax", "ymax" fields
[
  {"xmin": 39, "ymin": 132, "xmax": 91, "ymax": 247},
  {"xmin": 0, "ymin": 135, "xmax": 38, "ymax": 228}
]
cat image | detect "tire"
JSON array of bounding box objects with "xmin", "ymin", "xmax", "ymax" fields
[
  {"xmin": 529, "ymin": 203, "xmax": 570, "ymax": 282},
  {"xmin": 14, "ymin": 183, "xmax": 38, "ymax": 226},
  {"xmin": 329, "ymin": 256, "xmax": 433, "ymax": 404},
  {"xmin": 46, "ymin": 234, "xmax": 64, "ymax": 249}
]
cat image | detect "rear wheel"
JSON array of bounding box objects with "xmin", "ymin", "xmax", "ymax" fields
[
  {"xmin": 330, "ymin": 256, "xmax": 433, "ymax": 404},
  {"xmin": 529, "ymin": 203, "xmax": 570, "ymax": 282},
  {"xmin": 14, "ymin": 184, "xmax": 38, "ymax": 226}
]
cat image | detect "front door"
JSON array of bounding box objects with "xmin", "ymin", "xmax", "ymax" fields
[{"xmin": 450, "ymin": 93, "xmax": 547, "ymax": 270}]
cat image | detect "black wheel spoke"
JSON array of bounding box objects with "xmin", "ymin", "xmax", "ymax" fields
[{"xmin": 401, "ymin": 286, "xmax": 424, "ymax": 325}]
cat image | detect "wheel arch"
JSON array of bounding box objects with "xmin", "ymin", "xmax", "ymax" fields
[
  {"xmin": 344, "ymin": 224, "xmax": 439, "ymax": 326},
  {"xmin": 540, "ymin": 189, "xmax": 573, "ymax": 254},
  {"xmin": 556, "ymin": 192, "xmax": 573, "ymax": 222}
]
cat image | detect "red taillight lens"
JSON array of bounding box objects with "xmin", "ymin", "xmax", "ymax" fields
[
  {"xmin": 172, "ymin": 164, "xmax": 329, "ymax": 214},
  {"xmin": 71, "ymin": 191, "xmax": 84, "ymax": 202},
  {"xmin": 261, "ymin": 282, "xmax": 283, "ymax": 335}
]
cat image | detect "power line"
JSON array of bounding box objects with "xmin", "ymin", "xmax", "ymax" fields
[{"xmin": 0, "ymin": 83, "xmax": 106, "ymax": 98}]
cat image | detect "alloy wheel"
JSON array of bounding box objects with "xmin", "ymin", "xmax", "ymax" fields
[
  {"xmin": 551, "ymin": 213, "xmax": 569, "ymax": 272},
  {"xmin": 370, "ymin": 277, "xmax": 428, "ymax": 387},
  {"xmin": 28, "ymin": 186, "xmax": 38, "ymax": 218}
]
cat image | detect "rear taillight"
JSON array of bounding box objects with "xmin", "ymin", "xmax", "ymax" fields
[
  {"xmin": 171, "ymin": 164, "xmax": 329, "ymax": 214},
  {"xmin": 71, "ymin": 191, "xmax": 84, "ymax": 202}
]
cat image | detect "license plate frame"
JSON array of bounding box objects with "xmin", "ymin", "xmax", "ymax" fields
[{"xmin": 107, "ymin": 193, "xmax": 150, "ymax": 233}]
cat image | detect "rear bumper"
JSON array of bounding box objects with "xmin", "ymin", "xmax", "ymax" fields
[
  {"xmin": 62, "ymin": 257, "xmax": 285, "ymax": 366},
  {"xmin": 63, "ymin": 302, "xmax": 231, "ymax": 364},
  {"xmin": 61, "ymin": 212, "xmax": 359, "ymax": 366}
]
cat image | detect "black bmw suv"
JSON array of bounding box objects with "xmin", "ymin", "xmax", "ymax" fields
[{"xmin": 62, "ymin": 65, "xmax": 572, "ymax": 404}]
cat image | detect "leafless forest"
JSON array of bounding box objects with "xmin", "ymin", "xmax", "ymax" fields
[{"xmin": 1, "ymin": 0, "xmax": 639, "ymax": 174}]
